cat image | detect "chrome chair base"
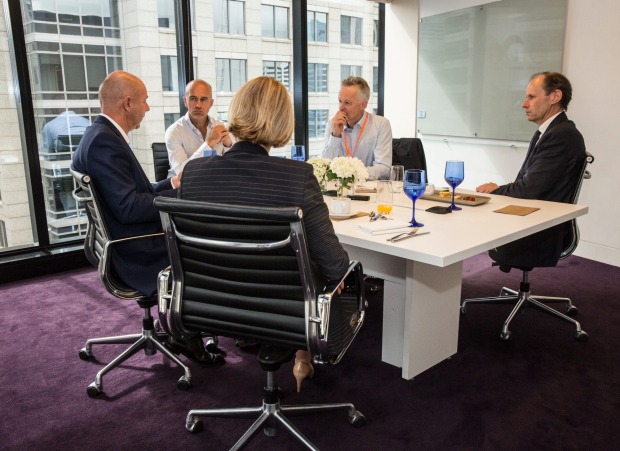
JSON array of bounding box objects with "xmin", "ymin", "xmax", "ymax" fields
[
  {"xmin": 79, "ymin": 307, "xmax": 191, "ymax": 397},
  {"xmin": 461, "ymin": 280, "xmax": 588, "ymax": 342},
  {"xmin": 185, "ymin": 371, "xmax": 366, "ymax": 450}
]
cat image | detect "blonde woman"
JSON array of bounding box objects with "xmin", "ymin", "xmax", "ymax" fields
[{"xmin": 179, "ymin": 76, "xmax": 350, "ymax": 392}]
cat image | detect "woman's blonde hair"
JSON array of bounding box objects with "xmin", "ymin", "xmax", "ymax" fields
[{"xmin": 228, "ymin": 76, "xmax": 294, "ymax": 149}]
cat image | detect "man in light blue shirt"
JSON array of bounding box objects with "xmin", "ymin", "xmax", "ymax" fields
[
  {"xmin": 165, "ymin": 79, "xmax": 234, "ymax": 176},
  {"xmin": 323, "ymin": 77, "xmax": 392, "ymax": 180}
]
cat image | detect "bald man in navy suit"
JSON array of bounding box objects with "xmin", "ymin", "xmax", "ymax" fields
[{"xmin": 72, "ymin": 71, "xmax": 222, "ymax": 365}]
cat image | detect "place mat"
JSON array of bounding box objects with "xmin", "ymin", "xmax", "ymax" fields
[
  {"xmin": 330, "ymin": 211, "xmax": 369, "ymax": 221},
  {"xmin": 494, "ymin": 205, "xmax": 540, "ymax": 216}
]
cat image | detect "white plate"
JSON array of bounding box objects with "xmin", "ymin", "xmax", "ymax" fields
[{"xmin": 329, "ymin": 212, "xmax": 359, "ymax": 219}]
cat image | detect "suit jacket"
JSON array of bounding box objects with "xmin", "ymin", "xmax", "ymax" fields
[
  {"xmin": 72, "ymin": 115, "xmax": 175, "ymax": 296},
  {"xmin": 491, "ymin": 112, "xmax": 586, "ymax": 267},
  {"xmin": 180, "ymin": 141, "xmax": 350, "ymax": 281}
]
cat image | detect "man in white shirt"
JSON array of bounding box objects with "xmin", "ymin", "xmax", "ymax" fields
[
  {"xmin": 323, "ymin": 76, "xmax": 392, "ymax": 180},
  {"xmin": 165, "ymin": 79, "xmax": 234, "ymax": 176}
]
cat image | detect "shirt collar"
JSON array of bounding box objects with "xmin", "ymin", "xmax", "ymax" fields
[
  {"xmin": 100, "ymin": 113, "xmax": 130, "ymax": 144},
  {"xmin": 538, "ymin": 111, "xmax": 563, "ymax": 136}
]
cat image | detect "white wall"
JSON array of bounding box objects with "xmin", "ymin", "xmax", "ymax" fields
[{"xmin": 385, "ymin": 0, "xmax": 620, "ymax": 267}]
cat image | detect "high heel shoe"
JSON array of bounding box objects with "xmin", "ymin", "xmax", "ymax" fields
[{"xmin": 293, "ymin": 361, "xmax": 314, "ymax": 393}]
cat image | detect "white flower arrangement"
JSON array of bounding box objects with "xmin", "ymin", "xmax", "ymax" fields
[{"xmin": 308, "ymin": 156, "xmax": 368, "ymax": 196}]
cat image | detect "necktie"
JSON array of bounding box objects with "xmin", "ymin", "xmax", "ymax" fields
[
  {"xmin": 516, "ymin": 130, "xmax": 541, "ymax": 180},
  {"xmin": 528, "ymin": 130, "xmax": 541, "ymax": 154}
]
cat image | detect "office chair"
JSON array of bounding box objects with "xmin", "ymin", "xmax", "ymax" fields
[
  {"xmin": 154, "ymin": 197, "xmax": 367, "ymax": 450},
  {"xmin": 70, "ymin": 168, "xmax": 191, "ymax": 397},
  {"xmin": 392, "ymin": 137, "xmax": 427, "ymax": 175},
  {"xmin": 461, "ymin": 152, "xmax": 594, "ymax": 341},
  {"xmin": 151, "ymin": 142, "xmax": 170, "ymax": 182}
]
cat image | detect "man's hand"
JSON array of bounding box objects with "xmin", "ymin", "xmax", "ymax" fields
[
  {"xmin": 171, "ymin": 170, "xmax": 182, "ymax": 189},
  {"xmin": 476, "ymin": 182, "xmax": 499, "ymax": 194},
  {"xmin": 207, "ymin": 124, "xmax": 231, "ymax": 148},
  {"xmin": 331, "ymin": 111, "xmax": 347, "ymax": 138}
]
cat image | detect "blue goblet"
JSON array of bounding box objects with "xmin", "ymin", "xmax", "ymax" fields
[
  {"xmin": 403, "ymin": 169, "xmax": 426, "ymax": 227},
  {"xmin": 444, "ymin": 161, "xmax": 464, "ymax": 211}
]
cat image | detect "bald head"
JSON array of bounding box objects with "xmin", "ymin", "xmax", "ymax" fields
[
  {"xmin": 98, "ymin": 71, "xmax": 150, "ymax": 133},
  {"xmin": 184, "ymin": 79, "xmax": 212, "ymax": 97}
]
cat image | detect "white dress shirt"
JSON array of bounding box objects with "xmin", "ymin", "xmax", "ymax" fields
[
  {"xmin": 164, "ymin": 112, "xmax": 234, "ymax": 176},
  {"xmin": 322, "ymin": 111, "xmax": 393, "ymax": 180}
]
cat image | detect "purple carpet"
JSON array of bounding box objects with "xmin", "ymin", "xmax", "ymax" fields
[{"xmin": 0, "ymin": 253, "xmax": 618, "ymax": 450}]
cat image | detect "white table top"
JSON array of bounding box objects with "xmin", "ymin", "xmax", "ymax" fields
[{"xmin": 328, "ymin": 189, "xmax": 588, "ymax": 268}]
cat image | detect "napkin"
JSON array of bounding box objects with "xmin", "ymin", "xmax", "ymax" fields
[{"xmin": 358, "ymin": 220, "xmax": 412, "ymax": 235}]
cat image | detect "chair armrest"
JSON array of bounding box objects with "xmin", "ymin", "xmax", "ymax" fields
[
  {"xmin": 156, "ymin": 267, "xmax": 173, "ymax": 335},
  {"xmin": 313, "ymin": 260, "xmax": 366, "ymax": 364}
]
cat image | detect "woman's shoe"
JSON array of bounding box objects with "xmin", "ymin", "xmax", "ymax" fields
[{"xmin": 293, "ymin": 361, "xmax": 314, "ymax": 393}]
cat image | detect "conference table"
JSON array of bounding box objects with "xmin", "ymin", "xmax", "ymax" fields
[{"xmin": 328, "ymin": 188, "xmax": 588, "ymax": 380}]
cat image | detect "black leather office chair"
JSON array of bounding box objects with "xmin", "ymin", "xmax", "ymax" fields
[
  {"xmin": 70, "ymin": 168, "xmax": 191, "ymax": 397},
  {"xmin": 392, "ymin": 137, "xmax": 427, "ymax": 174},
  {"xmin": 154, "ymin": 197, "xmax": 367, "ymax": 450},
  {"xmin": 460, "ymin": 152, "xmax": 594, "ymax": 341},
  {"xmin": 151, "ymin": 142, "xmax": 170, "ymax": 182}
]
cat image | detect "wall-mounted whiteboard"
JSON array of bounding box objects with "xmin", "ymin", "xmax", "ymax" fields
[{"xmin": 417, "ymin": 0, "xmax": 568, "ymax": 141}]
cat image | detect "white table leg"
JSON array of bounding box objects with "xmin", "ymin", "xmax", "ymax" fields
[{"xmin": 342, "ymin": 244, "xmax": 463, "ymax": 379}]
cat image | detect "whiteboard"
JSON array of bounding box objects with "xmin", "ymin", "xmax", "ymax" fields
[{"xmin": 417, "ymin": 0, "xmax": 568, "ymax": 141}]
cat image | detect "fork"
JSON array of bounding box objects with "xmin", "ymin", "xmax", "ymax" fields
[{"xmin": 387, "ymin": 230, "xmax": 430, "ymax": 242}]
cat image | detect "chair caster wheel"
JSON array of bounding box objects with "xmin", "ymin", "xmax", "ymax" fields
[
  {"xmin": 566, "ymin": 306, "xmax": 579, "ymax": 316},
  {"xmin": 348, "ymin": 410, "xmax": 367, "ymax": 427},
  {"xmin": 86, "ymin": 382, "xmax": 102, "ymax": 398},
  {"xmin": 186, "ymin": 417, "xmax": 203, "ymax": 433},
  {"xmin": 500, "ymin": 331, "xmax": 511, "ymax": 341},
  {"xmin": 79, "ymin": 348, "xmax": 92, "ymax": 360},
  {"xmin": 177, "ymin": 376, "xmax": 191, "ymax": 390},
  {"xmin": 576, "ymin": 331, "xmax": 589, "ymax": 342}
]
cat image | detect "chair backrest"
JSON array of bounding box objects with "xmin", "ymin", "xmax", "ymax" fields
[
  {"xmin": 560, "ymin": 151, "xmax": 594, "ymax": 259},
  {"xmin": 151, "ymin": 142, "xmax": 170, "ymax": 182},
  {"xmin": 70, "ymin": 168, "xmax": 146, "ymax": 301},
  {"xmin": 154, "ymin": 197, "xmax": 365, "ymax": 364},
  {"xmin": 392, "ymin": 138, "xmax": 427, "ymax": 174}
]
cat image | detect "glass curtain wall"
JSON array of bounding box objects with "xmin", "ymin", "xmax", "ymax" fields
[{"xmin": 0, "ymin": 0, "xmax": 379, "ymax": 256}]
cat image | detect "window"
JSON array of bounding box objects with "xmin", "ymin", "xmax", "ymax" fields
[
  {"xmin": 161, "ymin": 56, "xmax": 179, "ymax": 92},
  {"xmin": 373, "ymin": 66, "xmax": 379, "ymax": 92},
  {"xmin": 0, "ymin": 220, "xmax": 7, "ymax": 249},
  {"xmin": 341, "ymin": 15, "xmax": 362, "ymax": 45},
  {"xmin": 215, "ymin": 58, "xmax": 247, "ymax": 92},
  {"xmin": 262, "ymin": 4, "xmax": 288, "ymax": 39},
  {"xmin": 373, "ymin": 19, "xmax": 379, "ymax": 47},
  {"xmin": 308, "ymin": 109, "xmax": 328, "ymax": 140},
  {"xmin": 308, "ymin": 63, "xmax": 328, "ymax": 93},
  {"xmin": 308, "ymin": 11, "xmax": 327, "ymax": 42},
  {"xmin": 157, "ymin": 0, "xmax": 175, "ymax": 28},
  {"xmin": 263, "ymin": 61, "xmax": 290, "ymax": 88},
  {"xmin": 214, "ymin": 0, "xmax": 245, "ymax": 35},
  {"xmin": 164, "ymin": 113, "xmax": 179, "ymax": 131},
  {"xmin": 341, "ymin": 64, "xmax": 363, "ymax": 81}
]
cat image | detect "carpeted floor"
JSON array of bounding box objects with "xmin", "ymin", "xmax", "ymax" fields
[{"xmin": 0, "ymin": 253, "xmax": 618, "ymax": 450}]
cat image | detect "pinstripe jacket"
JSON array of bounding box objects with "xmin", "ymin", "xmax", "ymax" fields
[{"xmin": 179, "ymin": 141, "xmax": 350, "ymax": 281}]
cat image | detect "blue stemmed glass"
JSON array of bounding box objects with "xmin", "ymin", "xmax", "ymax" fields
[
  {"xmin": 403, "ymin": 169, "xmax": 426, "ymax": 227},
  {"xmin": 444, "ymin": 161, "xmax": 464, "ymax": 211}
]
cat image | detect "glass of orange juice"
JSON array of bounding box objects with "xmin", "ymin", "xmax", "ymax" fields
[{"xmin": 376, "ymin": 180, "xmax": 393, "ymax": 214}]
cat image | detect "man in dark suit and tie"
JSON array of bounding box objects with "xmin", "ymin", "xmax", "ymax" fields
[
  {"xmin": 476, "ymin": 71, "xmax": 586, "ymax": 266},
  {"xmin": 71, "ymin": 71, "xmax": 222, "ymax": 364}
]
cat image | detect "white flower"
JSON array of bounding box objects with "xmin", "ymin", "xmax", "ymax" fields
[
  {"xmin": 329, "ymin": 157, "xmax": 369, "ymax": 183},
  {"xmin": 308, "ymin": 156, "xmax": 331, "ymax": 183}
]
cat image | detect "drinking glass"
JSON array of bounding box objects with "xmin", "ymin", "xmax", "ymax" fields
[
  {"xmin": 291, "ymin": 145, "xmax": 305, "ymax": 161},
  {"xmin": 376, "ymin": 180, "xmax": 393, "ymax": 214},
  {"xmin": 390, "ymin": 165, "xmax": 404, "ymax": 194},
  {"xmin": 444, "ymin": 161, "xmax": 464, "ymax": 211},
  {"xmin": 403, "ymin": 169, "xmax": 426, "ymax": 227}
]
